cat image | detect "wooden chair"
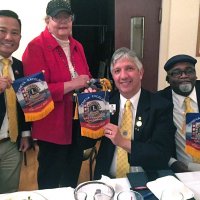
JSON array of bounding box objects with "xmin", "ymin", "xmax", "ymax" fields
[{"xmin": 82, "ymin": 146, "xmax": 97, "ymax": 180}]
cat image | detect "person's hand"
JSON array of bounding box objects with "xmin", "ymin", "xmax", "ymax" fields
[
  {"xmin": 0, "ymin": 76, "xmax": 12, "ymax": 93},
  {"xmin": 73, "ymin": 75, "xmax": 90, "ymax": 90},
  {"xmin": 84, "ymin": 87, "xmax": 97, "ymax": 93},
  {"xmin": 104, "ymin": 123, "xmax": 132, "ymax": 153},
  {"xmin": 170, "ymin": 160, "xmax": 190, "ymax": 173},
  {"xmin": 19, "ymin": 137, "xmax": 31, "ymax": 152},
  {"xmin": 103, "ymin": 123, "xmax": 124, "ymax": 146}
]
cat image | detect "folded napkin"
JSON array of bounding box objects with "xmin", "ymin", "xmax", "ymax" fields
[
  {"xmin": 146, "ymin": 175, "xmax": 194, "ymax": 200},
  {"xmin": 100, "ymin": 175, "xmax": 131, "ymax": 194}
]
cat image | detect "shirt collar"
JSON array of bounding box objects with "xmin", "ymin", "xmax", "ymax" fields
[
  {"xmin": 0, "ymin": 55, "xmax": 13, "ymax": 63},
  {"xmin": 51, "ymin": 34, "xmax": 70, "ymax": 48},
  {"xmin": 120, "ymin": 89, "xmax": 141, "ymax": 110},
  {"xmin": 0, "ymin": 56, "xmax": 13, "ymax": 75},
  {"xmin": 172, "ymin": 87, "xmax": 197, "ymax": 107}
]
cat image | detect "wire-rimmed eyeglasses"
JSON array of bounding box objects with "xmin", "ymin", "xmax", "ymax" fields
[{"xmin": 51, "ymin": 14, "xmax": 74, "ymax": 23}]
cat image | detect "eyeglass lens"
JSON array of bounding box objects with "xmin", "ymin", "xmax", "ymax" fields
[{"xmin": 169, "ymin": 68, "xmax": 195, "ymax": 77}]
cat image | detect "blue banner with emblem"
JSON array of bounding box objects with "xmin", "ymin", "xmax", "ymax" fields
[
  {"xmin": 185, "ymin": 113, "xmax": 200, "ymax": 163},
  {"xmin": 12, "ymin": 72, "xmax": 54, "ymax": 122},
  {"xmin": 77, "ymin": 91, "xmax": 110, "ymax": 139}
]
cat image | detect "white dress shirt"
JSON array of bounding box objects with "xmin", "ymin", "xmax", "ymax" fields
[
  {"xmin": 109, "ymin": 89, "xmax": 141, "ymax": 177},
  {"xmin": 169, "ymin": 88, "xmax": 200, "ymax": 171}
]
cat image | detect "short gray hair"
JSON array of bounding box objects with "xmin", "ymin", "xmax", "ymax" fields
[{"xmin": 110, "ymin": 47, "xmax": 143, "ymax": 72}]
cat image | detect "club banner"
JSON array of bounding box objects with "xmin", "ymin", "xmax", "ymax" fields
[
  {"xmin": 185, "ymin": 113, "xmax": 200, "ymax": 163},
  {"xmin": 12, "ymin": 72, "xmax": 54, "ymax": 122},
  {"xmin": 77, "ymin": 91, "xmax": 110, "ymax": 139}
]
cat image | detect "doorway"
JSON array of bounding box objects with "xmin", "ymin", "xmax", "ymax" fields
[
  {"xmin": 71, "ymin": 0, "xmax": 114, "ymax": 78},
  {"xmin": 72, "ymin": 0, "xmax": 161, "ymax": 91},
  {"xmin": 115, "ymin": 0, "xmax": 162, "ymax": 92}
]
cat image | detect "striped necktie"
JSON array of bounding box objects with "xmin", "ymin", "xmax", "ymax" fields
[
  {"xmin": 184, "ymin": 97, "xmax": 194, "ymax": 113},
  {"xmin": 116, "ymin": 100, "xmax": 133, "ymax": 178},
  {"xmin": 1, "ymin": 58, "xmax": 18, "ymax": 142},
  {"xmin": 181, "ymin": 97, "xmax": 194, "ymax": 134}
]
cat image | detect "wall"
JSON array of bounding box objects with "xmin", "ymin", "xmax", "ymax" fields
[
  {"xmin": 1, "ymin": 0, "xmax": 49, "ymax": 59},
  {"xmin": 158, "ymin": 0, "xmax": 200, "ymax": 90},
  {"xmin": 1, "ymin": 0, "xmax": 200, "ymax": 90}
]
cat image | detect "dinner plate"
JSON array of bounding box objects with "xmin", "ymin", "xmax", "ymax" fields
[{"xmin": 0, "ymin": 191, "xmax": 47, "ymax": 200}]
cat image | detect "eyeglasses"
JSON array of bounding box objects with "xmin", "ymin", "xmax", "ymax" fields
[
  {"xmin": 168, "ymin": 68, "xmax": 195, "ymax": 78},
  {"xmin": 51, "ymin": 14, "xmax": 74, "ymax": 23}
]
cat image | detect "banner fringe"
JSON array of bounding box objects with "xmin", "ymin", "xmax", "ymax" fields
[
  {"xmin": 25, "ymin": 101, "xmax": 54, "ymax": 122},
  {"xmin": 81, "ymin": 127, "xmax": 104, "ymax": 139}
]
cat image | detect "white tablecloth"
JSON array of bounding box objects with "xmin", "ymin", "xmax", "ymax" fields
[
  {"xmin": 0, "ymin": 178, "xmax": 130, "ymax": 200},
  {"xmin": 0, "ymin": 172, "xmax": 200, "ymax": 200}
]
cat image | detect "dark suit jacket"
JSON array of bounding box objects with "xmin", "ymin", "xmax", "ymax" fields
[
  {"xmin": 94, "ymin": 88, "xmax": 176, "ymax": 179},
  {"xmin": 0, "ymin": 57, "xmax": 30, "ymax": 145},
  {"xmin": 157, "ymin": 80, "xmax": 200, "ymax": 158}
]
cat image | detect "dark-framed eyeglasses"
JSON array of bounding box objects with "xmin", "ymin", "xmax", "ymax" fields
[
  {"xmin": 168, "ymin": 68, "xmax": 196, "ymax": 78},
  {"xmin": 51, "ymin": 14, "xmax": 74, "ymax": 23}
]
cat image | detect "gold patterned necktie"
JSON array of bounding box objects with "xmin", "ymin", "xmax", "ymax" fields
[
  {"xmin": 116, "ymin": 100, "xmax": 133, "ymax": 178},
  {"xmin": 182, "ymin": 97, "xmax": 194, "ymax": 134},
  {"xmin": 184, "ymin": 97, "xmax": 194, "ymax": 113},
  {"xmin": 1, "ymin": 58, "xmax": 18, "ymax": 142}
]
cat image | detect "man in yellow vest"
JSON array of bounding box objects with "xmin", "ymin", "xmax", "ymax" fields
[
  {"xmin": 158, "ymin": 54, "xmax": 200, "ymax": 172},
  {"xmin": 0, "ymin": 10, "xmax": 31, "ymax": 193}
]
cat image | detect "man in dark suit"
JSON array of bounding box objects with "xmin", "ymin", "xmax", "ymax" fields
[
  {"xmin": 0, "ymin": 10, "xmax": 31, "ymax": 193},
  {"xmin": 93, "ymin": 47, "xmax": 176, "ymax": 179},
  {"xmin": 158, "ymin": 54, "xmax": 200, "ymax": 172}
]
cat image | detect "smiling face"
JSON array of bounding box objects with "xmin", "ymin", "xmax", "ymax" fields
[
  {"xmin": 46, "ymin": 11, "xmax": 73, "ymax": 40},
  {"xmin": 111, "ymin": 57, "xmax": 144, "ymax": 99},
  {"xmin": 167, "ymin": 62, "xmax": 197, "ymax": 96},
  {"xmin": 0, "ymin": 16, "xmax": 21, "ymax": 58}
]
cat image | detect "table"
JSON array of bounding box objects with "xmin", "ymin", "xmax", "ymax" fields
[
  {"xmin": 0, "ymin": 178, "xmax": 130, "ymax": 200},
  {"xmin": 0, "ymin": 172, "xmax": 199, "ymax": 200}
]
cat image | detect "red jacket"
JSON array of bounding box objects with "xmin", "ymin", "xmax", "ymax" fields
[{"xmin": 22, "ymin": 27, "xmax": 91, "ymax": 144}]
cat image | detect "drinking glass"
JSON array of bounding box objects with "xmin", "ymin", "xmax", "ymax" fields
[
  {"xmin": 74, "ymin": 181, "xmax": 115, "ymax": 200},
  {"xmin": 117, "ymin": 190, "xmax": 144, "ymax": 200}
]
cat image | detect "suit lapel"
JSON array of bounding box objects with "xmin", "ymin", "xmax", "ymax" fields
[
  {"xmin": 134, "ymin": 89, "xmax": 150, "ymax": 136},
  {"xmin": 12, "ymin": 58, "xmax": 23, "ymax": 79},
  {"xmin": 195, "ymin": 81, "xmax": 200, "ymax": 110}
]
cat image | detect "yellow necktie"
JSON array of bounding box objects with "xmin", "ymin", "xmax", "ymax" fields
[
  {"xmin": 182, "ymin": 97, "xmax": 194, "ymax": 134},
  {"xmin": 2, "ymin": 58, "xmax": 18, "ymax": 142},
  {"xmin": 184, "ymin": 97, "xmax": 194, "ymax": 113},
  {"xmin": 116, "ymin": 100, "xmax": 133, "ymax": 178}
]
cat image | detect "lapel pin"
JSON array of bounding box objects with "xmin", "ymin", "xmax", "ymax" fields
[
  {"xmin": 109, "ymin": 104, "xmax": 116, "ymax": 115},
  {"xmin": 135, "ymin": 116, "xmax": 142, "ymax": 132}
]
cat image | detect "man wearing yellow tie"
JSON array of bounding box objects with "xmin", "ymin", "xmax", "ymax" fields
[
  {"xmin": 0, "ymin": 10, "xmax": 31, "ymax": 193},
  {"xmin": 158, "ymin": 54, "xmax": 200, "ymax": 172},
  {"xmin": 93, "ymin": 47, "xmax": 176, "ymax": 179}
]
